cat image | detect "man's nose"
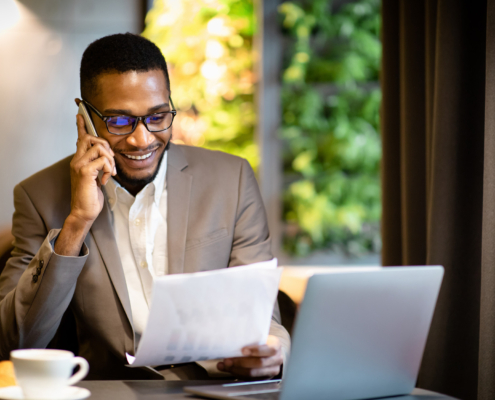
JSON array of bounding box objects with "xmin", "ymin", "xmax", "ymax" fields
[{"xmin": 126, "ymin": 120, "xmax": 155, "ymax": 148}]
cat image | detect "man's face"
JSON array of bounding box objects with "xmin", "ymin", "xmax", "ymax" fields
[{"xmin": 88, "ymin": 69, "xmax": 172, "ymax": 192}]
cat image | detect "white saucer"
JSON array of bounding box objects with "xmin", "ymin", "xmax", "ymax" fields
[{"xmin": 0, "ymin": 386, "xmax": 90, "ymax": 400}]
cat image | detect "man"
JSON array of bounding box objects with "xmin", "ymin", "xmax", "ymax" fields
[{"xmin": 0, "ymin": 33, "xmax": 289, "ymax": 380}]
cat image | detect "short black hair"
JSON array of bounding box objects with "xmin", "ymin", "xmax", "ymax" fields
[{"xmin": 80, "ymin": 33, "xmax": 170, "ymax": 100}]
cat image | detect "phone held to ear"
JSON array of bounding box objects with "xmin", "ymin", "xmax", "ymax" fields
[
  {"xmin": 77, "ymin": 101, "xmax": 113, "ymax": 183},
  {"xmin": 77, "ymin": 102, "xmax": 99, "ymax": 137}
]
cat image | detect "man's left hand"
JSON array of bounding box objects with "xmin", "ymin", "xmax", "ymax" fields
[{"xmin": 217, "ymin": 335, "xmax": 283, "ymax": 379}]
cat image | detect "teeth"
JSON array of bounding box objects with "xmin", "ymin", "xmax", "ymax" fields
[{"xmin": 124, "ymin": 152, "xmax": 152, "ymax": 160}]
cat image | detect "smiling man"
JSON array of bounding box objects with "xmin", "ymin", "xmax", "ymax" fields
[{"xmin": 0, "ymin": 33, "xmax": 290, "ymax": 380}]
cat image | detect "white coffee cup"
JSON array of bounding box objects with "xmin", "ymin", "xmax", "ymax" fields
[{"xmin": 10, "ymin": 349, "xmax": 89, "ymax": 399}]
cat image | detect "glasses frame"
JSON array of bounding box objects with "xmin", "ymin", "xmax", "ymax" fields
[{"xmin": 82, "ymin": 97, "xmax": 177, "ymax": 136}]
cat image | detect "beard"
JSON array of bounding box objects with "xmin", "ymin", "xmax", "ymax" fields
[{"xmin": 115, "ymin": 147, "xmax": 167, "ymax": 189}]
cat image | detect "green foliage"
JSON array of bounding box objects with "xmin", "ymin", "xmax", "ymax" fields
[
  {"xmin": 143, "ymin": 0, "xmax": 258, "ymax": 169},
  {"xmin": 143, "ymin": 0, "xmax": 381, "ymax": 257},
  {"xmin": 280, "ymin": 0, "xmax": 382, "ymax": 256}
]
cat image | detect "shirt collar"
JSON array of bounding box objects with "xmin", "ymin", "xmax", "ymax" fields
[{"xmin": 105, "ymin": 150, "xmax": 168, "ymax": 211}]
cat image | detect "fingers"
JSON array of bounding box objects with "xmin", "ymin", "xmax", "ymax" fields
[
  {"xmin": 80, "ymin": 156, "xmax": 113, "ymax": 178},
  {"xmin": 72, "ymin": 147, "xmax": 115, "ymax": 188},
  {"xmin": 217, "ymin": 361, "xmax": 281, "ymax": 379},
  {"xmin": 242, "ymin": 343, "xmax": 280, "ymax": 358},
  {"xmin": 242, "ymin": 335, "xmax": 281, "ymax": 357},
  {"xmin": 75, "ymin": 114, "xmax": 113, "ymax": 156},
  {"xmin": 218, "ymin": 340, "xmax": 283, "ymax": 379},
  {"xmin": 76, "ymin": 114, "xmax": 89, "ymax": 140},
  {"xmin": 81, "ymin": 157, "xmax": 113, "ymax": 185},
  {"xmin": 99, "ymin": 161, "xmax": 113, "ymax": 186},
  {"xmin": 83, "ymin": 143, "xmax": 114, "ymax": 166},
  {"xmin": 224, "ymin": 354, "xmax": 283, "ymax": 369},
  {"xmin": 74, "ymin": 143, "xmax": 116, "ymax": 176},
  {"xmin": 73, "ymin": 115, "xmax": 116, "ymax": 180}
]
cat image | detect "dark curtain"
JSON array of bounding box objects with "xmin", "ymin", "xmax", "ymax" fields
[{"xmin": 381, "ymin": 1, "xmax": 495, "ymax": 399}]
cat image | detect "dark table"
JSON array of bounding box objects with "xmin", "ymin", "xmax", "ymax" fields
[{"xmin": 78, "ymin": 380, "xmax": 459, "ymax": 400}]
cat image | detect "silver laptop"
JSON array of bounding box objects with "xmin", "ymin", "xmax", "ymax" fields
[{"xmin": 184, "ymin": 266, "xmax": 444, "ymax": 400}]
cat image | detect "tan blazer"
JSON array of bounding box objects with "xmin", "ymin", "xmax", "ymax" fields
[{"xmin": 0, "ymin": 144, "xmax": 289, "ymax": 380}]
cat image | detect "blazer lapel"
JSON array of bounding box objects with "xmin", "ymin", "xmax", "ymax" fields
[
  {"xmin": 167, "ymin": 143, "xmax": 192, "ymax": 275},
  {"xmin": 90, "ymin": 199, "xmax": 134, "ymax": 334}
]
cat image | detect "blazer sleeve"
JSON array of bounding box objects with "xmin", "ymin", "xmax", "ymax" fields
[
  {"xmin": 228, "ymin": 159, "xmax": 272, "ymax": 267},
  {"xmin": 228, "ymin": 159, "xmax": 291, "ymax": 362},
  {"xmin": 0, "ymin": 183, "xmax": 89, "ymax": 360}
]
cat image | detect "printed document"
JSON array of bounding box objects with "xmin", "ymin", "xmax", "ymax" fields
[{"xmin": 126, "ymin": 258, "xmax": 281, "ymax": 367}]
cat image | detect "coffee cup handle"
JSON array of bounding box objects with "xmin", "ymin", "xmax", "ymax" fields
[{"xmin": 68, "ymin": 357, "xmax": 89, "ymax": 386}]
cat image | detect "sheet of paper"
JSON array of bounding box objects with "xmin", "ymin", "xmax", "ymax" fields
[{"xmin": 126, "ymin": 258, "xmax": 281, "ymax": 367}]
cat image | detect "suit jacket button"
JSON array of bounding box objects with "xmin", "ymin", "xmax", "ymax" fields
[
  {"xmin": 32, "ymin": 275, "xmax": 38, "ymax": 283},
  {"xmin": 39, "ymin": 260, "xmax": 44, "ymax": 268},
  {"xmin": 36, "ymin": 267, "xmax": 42, "ymax": 275}
]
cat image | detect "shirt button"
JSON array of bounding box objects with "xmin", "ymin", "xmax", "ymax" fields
[
  {"xmin": 135, "ymin": 219, "xmax": 141, "ymax": 226},
  {"xmin": 140, "ymin": 261, "xmax": 147, "ymax": 268},
  {"xmin": 109, "ymin": 198, "xmax": 115, "ymax": 205}
]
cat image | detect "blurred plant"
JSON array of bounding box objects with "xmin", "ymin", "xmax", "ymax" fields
[
  {"xmin": 143, "ymin": 0, "xmax": 258, "ymax": 168},
  {"xmin": 279, "ymin": 0, "xmax": 382, "ymax": 256}
]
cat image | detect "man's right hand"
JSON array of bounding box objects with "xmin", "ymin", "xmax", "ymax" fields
[
  {"xmin": 69, "ymin": 114, "xmax": 116, "ymax": 224},
  {"xmin": 54, "ymin": 113, "xmax": 116, "ymax": 257}
]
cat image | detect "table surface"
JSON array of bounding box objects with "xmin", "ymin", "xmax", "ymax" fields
[{"xmin": 78, "ymin": 380, "xmax": 459, "ymax": 400}]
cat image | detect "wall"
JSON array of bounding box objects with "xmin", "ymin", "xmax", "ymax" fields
[{"xmin": 0, "ymin": 0, "xmax": 142, "ymax": 226}]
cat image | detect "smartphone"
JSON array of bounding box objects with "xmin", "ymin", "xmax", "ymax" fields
[{"xmin": 77, "ymin": 102, "xmax": 99, "ymax": 137}]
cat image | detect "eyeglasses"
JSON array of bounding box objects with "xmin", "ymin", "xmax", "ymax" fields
[{"xmin": 82, "ymin": 98, "xmax": 177, "ymax": 135}]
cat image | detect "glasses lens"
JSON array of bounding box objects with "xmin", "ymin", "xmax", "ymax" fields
[
  {"xmin": 145, "ymin": 113, "xmax": 174, "ymax": 132},
  {"xmin": 107, "ymin": 116, "xmax": 136, "ymax": 134}
]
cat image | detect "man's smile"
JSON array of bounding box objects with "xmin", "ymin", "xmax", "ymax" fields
[
  {"xmin": 123, "ymin": 152, "xmax": 153, "ymax": 160},
  {"xmin": 116, "ymin": 145, "xmax": 162, "ymax": 170}
]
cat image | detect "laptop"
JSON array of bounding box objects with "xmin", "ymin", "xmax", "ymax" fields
[{"xmin": 184, "ymin": 266, "xmax": 444, "ymax": 400}]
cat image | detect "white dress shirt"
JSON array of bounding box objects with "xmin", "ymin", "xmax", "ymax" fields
[{"xmin": 104, "ymin": 152, "xmax": 168, "ymax": 341}]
